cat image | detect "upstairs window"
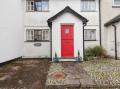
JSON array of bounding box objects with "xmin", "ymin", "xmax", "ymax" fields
[
  {"xmin": 81, "ymin": 0, "xmax": 96, "ymax": 12},
  {"xmin": 84, "ymin": 29, "xmax": 96, "ymax": 41},
  {"xmin": 26, "ymin": 0, "xmax": 49, "ymax": 12},
  {"xmin": 113, "ymin": 0, "xmax": 120, "ymax": 6},
  {"xmin": 26, "ymin": 29, "xmax": 50, "ymax": 42}
]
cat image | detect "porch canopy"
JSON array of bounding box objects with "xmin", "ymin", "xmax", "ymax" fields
[
  {"xmin": 104, "ymin": 15, "xmax": 120, "ymax": 27},
  {"xmin": 47, "ymin": 6, "xmax": 88, "ymax": 27}
]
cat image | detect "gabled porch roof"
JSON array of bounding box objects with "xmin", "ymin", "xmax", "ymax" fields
[
  {"xmin": 104, "ymin": 15, "xmax": 120, "ymax": 27},
  {"xmin": 47, "ymin": 6, "xmax": 88, "ymax": 27}
]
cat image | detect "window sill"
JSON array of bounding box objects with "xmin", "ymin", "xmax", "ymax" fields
[
  {"xmin": 84, "ymin": 40, "xmax": 97, "ymax": 41},
  {"xmin": 112, "ymin": 5, "xmax": 120, "ymax": 8},
  {"xmin": 25, "ymin": 40, "xmax": 50, "ymax": 42},
  {"xmin": 26, "ymin": 10, "xmax": 50, "ymax": 12},
  {"xmin": 81, "ymin": 10, "xmax": 97, "ymax": 12}
]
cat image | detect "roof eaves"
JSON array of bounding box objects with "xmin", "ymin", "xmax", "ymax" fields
[
  {"xmin": 104, "ymin": 15, "xmax": 120, "ymax": 27},
  {"xmin": 47, "ymin": 6, "xmax": 88, "ymax": 27}
]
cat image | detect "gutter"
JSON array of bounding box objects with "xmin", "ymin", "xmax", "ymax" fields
[{"xmin": 112, "ymin": 24, "xmax": 117, "ymax": 60}]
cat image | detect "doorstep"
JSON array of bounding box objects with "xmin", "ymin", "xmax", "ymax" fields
[{"xmin": 59, "ymin": 58, "xmax": 76, "ymax": 62}]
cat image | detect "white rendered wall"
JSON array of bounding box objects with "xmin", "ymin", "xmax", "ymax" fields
[
  {"xmin": 105, "ymin": 22, "xmax": 120, "ymax": 57},
  {"xmin": 101, "ymin": 0, "xmax": 120, "ymax": 51},
  {"xmin": 23, "ymin": 42, "xmax": 50, "ymax": 58},
  {"xmin": 52, "ymin": 12, "xmax": 83, "ymax": 60},
  {"xmin": 23, "ymin": 26, "xmax": 51, "ymax": 58},
  {"xmin": 0, "ymin": 0, "xmax": 24, "ymax": 63},
  {"xmin": 24, "ymin": 0, "xmax": 99, "ymax": 26},
  {"xmin": 23, "ymin": 0, "xmax": 100, "ymax": 58}
]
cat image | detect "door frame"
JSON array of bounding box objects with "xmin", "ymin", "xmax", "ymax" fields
[{"xmin": 61, "ymin": 23, "xmax": 74, "ymax": 58}]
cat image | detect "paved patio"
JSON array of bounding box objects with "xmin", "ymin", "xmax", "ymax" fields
[
  {"xmin": 0, "ymin": 59, "xmax": 50, "ymax": 89},
  {"xmin": 0, "ymin": 58, "xmax": 120, "ymax": 89},
  {"xmin": 46, "ymin": 62, "xmax": 96, "ymax": 88},
  {"xmin": 46, "ymin": 59, "xmax": 120, "ymax": 88}
]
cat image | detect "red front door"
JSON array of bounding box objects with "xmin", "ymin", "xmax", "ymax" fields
[{"xmin": 61, "ymin": 24, "xmax": 74, "ymax": 58}]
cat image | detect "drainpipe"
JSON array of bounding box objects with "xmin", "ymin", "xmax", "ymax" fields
[
  {"xmin": 112, "ymin": 24, "xmax": 117, "ymax": 60},
  {"xmin": 99, "ymin": 0, "xmax": 102, "ymax": 46},
  {"xmin": 83, "ymin": 22, "xmax": 87, "ymax": 60},
  {"xmin": 50, "ymin": 24, "xmax": 52, "ymax": 61},
  {"xmin": 50, "ymin": 24, "xmax": 52, "ymax": 58}
]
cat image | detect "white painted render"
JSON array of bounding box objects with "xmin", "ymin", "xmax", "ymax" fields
[
  {"xmin": 23, "ymin": 0, "xmax": 100, "ymax": 58},
  {"xmin": 0, "ymin": 0, "xmax": 23, "ymax": 63},
  {"xmin": 105, "ymin": 22, "xmax": 120, "ymax": 57},
  {"xmin": 23, "ymin": 26, "xmax": 51, "ymax": 57},
  {"xmin": 52, "ymin": 12, "xmax": 83, "ymax": 60},
  {"xmin": 101, "ymin": 0, "xmax": 120, "ymax": 57},
  {"xmin": 23, "ymin": 42, "xmax": 50, "ymax": 58}
]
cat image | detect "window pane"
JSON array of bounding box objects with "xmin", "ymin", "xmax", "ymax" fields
[
  {"xmin": 31, "ymin": 1, "xmax": 34, "ymax": 10},
  {"xmin": 26, "ymin": 30, "xmax": 34, "ymax": 41},
  {"xmin": 84, "ymin": 29, "xmax": 96, "ymax": 40},
  {"xmin": 26, "ymin": 29, "xmax": 49, "ymax": 42},
  {"xmin": 34, "ymin": 30, "xmax": 42, "ymax": 41},
  {"xmin": 26, "ymin": 0, "xmax": 34, "ymax": 11},
  {"xmin": 42, "ymin": 30, "xmax": 46, "ymax": 40},
  {"xmin": 42, "ymin": 30, "xmax": 49, "ymax": 40},
  {"xmin": 45, "ymin": 30, "xmax": 49, "ymax": 40},
  {"xmin": 114, "ymin": 0, "xmax": 120, "ymax": 5},
  {"xmin": 81, "ymin": 0, "xmax": 96, "ymax": 11},
  {"xmin": 35, "ymin": 0, "xmax": 42, "ymax": 11},
  {"xmin": 26, "ymin": 0, "xmax": 49, "ymax": 11},
  {"xmin": 42, "ymin": 0, "xmax": 49, "ymax": 11}
]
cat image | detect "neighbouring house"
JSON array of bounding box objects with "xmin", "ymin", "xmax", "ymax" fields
[
  {"xmin": 23, "ymin": 0, "xmax": 100, "ymax": 61},
  {"xmin": 0, "ymin": 0, "xmax": 24, "ymax": 63},
  {"xmin": 101, "ymin": 0, "xmax": 120, "ymax": 59},
  {"xmin": 0, "ymin": 0, "xmax": 120, "ymax": 63}
]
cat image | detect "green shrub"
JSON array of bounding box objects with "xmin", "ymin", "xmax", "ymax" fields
[
  {"xmin": 85, "ymin": 46, "xmax": 106, "ymax": 60},
  {"xmin": 92, "ymin": 46, "xmax": 105, "ymax": 57}
]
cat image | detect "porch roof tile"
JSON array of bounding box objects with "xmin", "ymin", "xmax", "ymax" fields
[
  {"xmin": 104, "ymin": 15, "xmax": 120, "ymax": 27},
  {"xmin": 47, "ymin": 6, "xmax": 88, "ymax": 27}
]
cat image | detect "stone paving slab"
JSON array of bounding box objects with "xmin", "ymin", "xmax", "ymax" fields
[
  {"xmin": 64, "ymin": 79, "xmax": 80, "ymax": 87},
  {"xmin": 46, "ymin": 62, "xmax": 95, "ymax": 87}
]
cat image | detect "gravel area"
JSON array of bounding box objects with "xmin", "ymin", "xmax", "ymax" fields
[{"xmin": 80, "ymin": 59, "xmax": 120, "ymax": 87}]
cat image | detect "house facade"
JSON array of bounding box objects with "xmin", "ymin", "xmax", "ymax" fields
[
  {"xmin": 23, "ymin": 0, "xmax": 100, "ymax": 61},
  {"xmin": 0, "ymin": 0, "xmax": 120, "ymax": 63},
  {"xmin": 101, "ymin": 0, "xmax": 120, "ymax": 58}
]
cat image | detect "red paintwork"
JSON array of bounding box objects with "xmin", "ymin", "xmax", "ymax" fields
[{"xmin": 61, "ymin": 24, "xmax": 74, "ymax": 58}]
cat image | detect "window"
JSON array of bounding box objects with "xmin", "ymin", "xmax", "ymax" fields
[
  {"xmin": 113, "ymin": 0, "xmax": 120, "ymax": 6},
  {"xmin": 26, "ymin": 29, "xmax": 50, "ymax": 41},
  {"xmin": 81, "ymin": 0, "xmax": 96, "ymax": 11},
  {"xmin": 84, "ymin": 29, "xmax": 96, "ymax": 41},
  {"xmin": 26, "ymin": 0, "xmax": 49, "ymax": 11}
]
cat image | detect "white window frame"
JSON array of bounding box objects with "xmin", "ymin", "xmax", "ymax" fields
[
  {"xmin": 113, "ymin": 0, "xmax": 120, "ymax": 6},
  {"xmin": 26, "ymin": 0, "xmax": 35, "ymax": 11},
  {"xmin": 26, "ymin": 29, "xmax": 50, "ymax": 42},
  {"xmin": 26, "ymin": 0, "xmax": 49, "ymax": 12},
  {"xmin": 81, "ymin": 0, "xmax": 96, "ymax": 12},
  {"xmin": 84, "ymin": 29, "xmax": 96, "ymax": 41}
]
